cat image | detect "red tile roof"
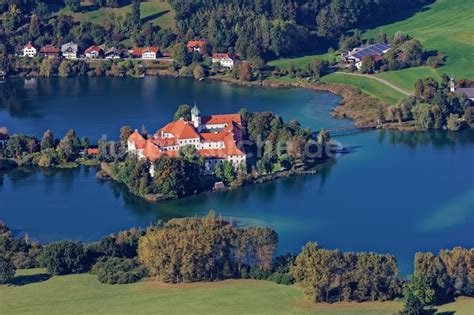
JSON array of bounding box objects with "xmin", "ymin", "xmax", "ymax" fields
[
  {"xmin": 85, "ymin": 46, "xmax": 102, "ymax": 54},
  {"xmin": 212, "ymin": 53, "xmax": 232, "ymax": 59},
  {"xmin": 201, "ymin": 113, "xmax": 242, "ymax": 125},
  {"xmin": 87, "ymin": 148, "xmax": 99, "ymax": 155},
  {"xmin": 128, "ymin": 130, "xmax": 147, "ymax": 149},
  {"xmin": 187, "ymin": 40, "xmax": 207, "ymax": 48},
  {"xmin": 161, "ymin": 119, "xmax": 200, "ymax": 139},
  {"xmin": 40, "ymin": 44, "xmax": 60, "ymax": 54},
  {"xmin": 24, "ymin": 42, "xmax": 34, "ymax": 49},
  {"xmin": 150, "ymin": 138, "xmax": 177, "ymax": 147},
  {"xmin": 143, "ymin": 47, "xmax": 159, "ymax": 54},
  {"xmin": 143, "ymin": 140, "xmax": 162, "ymax": 162}
]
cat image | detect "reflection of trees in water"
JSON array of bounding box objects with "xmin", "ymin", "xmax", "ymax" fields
[
  {"xmin": 381, "ymin": 129, "xmax": 474, "ymax": 150},
  {"xmin": 0, "ymin": 80, "xmax": 28, "ymax": 117},
  {"xmin": 0, "ymin": 78, "xmax": 59, "ymax": 118}
]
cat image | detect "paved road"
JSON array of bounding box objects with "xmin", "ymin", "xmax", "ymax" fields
[{"xmin": 334, "ymin": 72, "xmax": 413, "ymax": 96}]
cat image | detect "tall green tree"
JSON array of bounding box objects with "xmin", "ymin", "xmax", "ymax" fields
[{"xmin": 131, "ymin": 0, "xmax": 141, "ymax": 33}]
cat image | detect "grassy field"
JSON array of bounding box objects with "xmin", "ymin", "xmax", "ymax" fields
[
  {"xmin": 321, "ymin": 73, "xmax": 406, "ymax": 105},
  {"xmin": 1, "ymin": 269, "xmax": 473, "ymax": 315},
  {"xmin": 268, "ymin": 52, "xmax": 338, "ymax": 71},
  {"xmin": 375, "ymin": 66, "xmax": 442, "ymax": 93},
  {"xmin": 59, "ymin": 0, "xmax": 176, "ymax": 31},
  {"xmin": 365, "ymin": 0, "xmax": 474, "ymax": 81}
]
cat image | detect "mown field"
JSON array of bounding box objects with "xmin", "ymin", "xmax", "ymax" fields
[
  {"xmin": 321, "ymin": 73, "xmax": 406, "ymax": 105},
  {"xmin": 59, "ymin": 0, "xmax": 176, "ymax": 30},
  {"xmin": 1, "ymin": 269, "xmax": 473, "ymax": 315}
]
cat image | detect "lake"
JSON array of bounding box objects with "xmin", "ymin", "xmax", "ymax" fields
[{"xmin": 1, "ymin": 77, "xmax": 473, "ymax": 274}]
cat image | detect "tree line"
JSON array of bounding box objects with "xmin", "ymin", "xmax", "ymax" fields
[
  {"xmin": 393, "ymin": 75, "xmax": 473, "ymax": 131},
  {"xmin": 168, "ymin": 0, "xmax": 427, "ymax": 60},
  {"xmin": 1, "ymin": 216, "xmax": 472, "ymax": 314}
]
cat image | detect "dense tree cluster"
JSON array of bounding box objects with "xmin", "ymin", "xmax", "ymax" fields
[
  {"xmin": 138, "ymin": 213, "xmax": 278, "ymax": 283},
  {"xmin": 168, "ymin": 0, "xmax": 424, "ymax": 60},
  {"xmin": 110, "ymin": 154, "xmax": 208, "ymax": 199},
  {"xmin": 0, "ymin": 129, "xmax": 92, "ymax": 168},
  {"xmin": 241, "ymin": 109, "xmax": 317, "ymax": 174},
  {"xmin": 389, "ymin": 76, "xmax": 473, "ymax": 130},
  {"xmin": 291, "ymin": 242, "xmax": 402, "ymax": 303},
  {"xmin": 414, "ymin": 248, "xmax": 474, "ymax": 302},
  {"xmin": 0, "ymin": 221, "xmax": 42, "ymax": 269}
]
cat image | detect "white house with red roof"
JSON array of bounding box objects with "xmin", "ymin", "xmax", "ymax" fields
[
  {"xmin": 212, "ymin": 53, "xmax": 237, "ymax": 69},
  {"xmin": 84, "ymin": 45, "xmax": 103, "ymax": 59},
  {"xmin": 22, "ymin": 42, "xmax": 37, "ymax": 58},
  {"xmin": 128, "ymin": 105, "xmax": 246, "ymax": 174},
  {"xmin": 187, "ymin": 40, "xmax": 208, "ymax": 55}
]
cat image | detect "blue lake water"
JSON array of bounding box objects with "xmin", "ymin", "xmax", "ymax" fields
[{"xmin": 1, "ymin": 77, "xmax": 473, "ymax": 274}]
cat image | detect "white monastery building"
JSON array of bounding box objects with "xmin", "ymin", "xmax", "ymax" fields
[{"xmin": 127, "ymin": 105, "xmax": 246, "ymax": 174}]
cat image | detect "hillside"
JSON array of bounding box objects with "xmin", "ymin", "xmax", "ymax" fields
[
  {"xmin": 269, "ymin": 0, "xmax": 473, "ymax": 102},
  {"xmin": 365, "ymin": 0, "xmax": 474, "ymax": 89},
  {"xmin": 59, "ymin": 0, "xmax": 176, "ymax": 31},
  {"xmin": 1, "ymin": 269, "xmax": 474, "ymax": 314}
]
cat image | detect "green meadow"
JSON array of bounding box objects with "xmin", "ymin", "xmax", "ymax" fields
[
  {"xmin": 59, "ymin": 0, "xmax": 176, "ymax": 30},
  {"xmin": 321, "ymin": 73, "xmax": 405, "ymax": 105},
  {"xmin": 365, "ymin": 0, "xmax": 474, "ymax": 82},
  {"xmin": 1, "ymin": 269, "xmax": 473, "ymax": 315}
]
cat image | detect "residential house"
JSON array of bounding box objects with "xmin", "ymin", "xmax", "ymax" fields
[
  {"xmin": 128, "ymin": 105, "xmax": 246, "ymax": 175},
  {"xmin": 84, "ymin": 45, "xmax": 103, "ymax": 59},
  {"xmin": 187, "ymin": 40, "xmax": 208, "ymax": 55},
  {"xmin": 342, "ymin": 43, "xmax": 391, "ymax": 69},
  {"xmin": 450, "ymin": 78, "xmax": 474, "ymax": 101},
  {"xmin": 105, "ymin": 47, "xmax": 124, "ymax": 59},
  {"xmin": 61, "ymin": 42, "xmax": 78, "ymax": 59},
  {"xmin": 22, "ymin": 42, "xmax": 37, "ymax": 58},
  {"xmin": 39, "ymin": 44, "xmax": 60, "ymax": 58},
  {"xmin": 212, "ymin": 53, "xmax": 237, "ymax": 69},
  {"xmin": 141, "ymin": 47, "xmax": 159, "ymax": 60}
]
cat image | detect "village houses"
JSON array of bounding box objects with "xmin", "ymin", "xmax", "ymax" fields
[
  {"xmin": 61, "ymin": 42, "xmax": 78, "ymax": 59},
  {"xmin": 39, "ymin": 44, "xmax": 60, "ymax": 58},
  {"xmin": 342, "ymin": 42, "xmax": 391, "ymax": 69},
  {"xmin": 22, "ymin": 42, "xmax": 37, "ymax": 58},
  {"xmin": 450, "ymin": 78, "xmax": 474, "ymax": 101},
  {"xmin": 187, "ymin": 40, "xmax": 208, "ymax": 55},
  {"xmin": 84, "ymin": 45, "xmax": 103, "ymax": 59},
  {"xmin": 132, "ymin": 47, "xmax": 160, "ymax": 59},
  {"xmin": 105, "ymin": 47, "xmax": 124, "ymax": 59},
  {"xmin": 212, "ymin": 53, "xmax": 238, "ymax": 69},
  {"xmin": 127, "ymin": 105, "xmax": 246, "ymax": 176}
]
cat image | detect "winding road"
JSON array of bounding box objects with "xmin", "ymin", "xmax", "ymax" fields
[{"xmin": 334, "ymin": 72, "xmax": 413, "ymax": 96}]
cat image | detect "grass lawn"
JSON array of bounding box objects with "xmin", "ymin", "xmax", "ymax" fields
[
  {"xmin": 2, "ymin": 269, "xmax": 473, "ymax": 315},
  {"xmin": 268, "ymin": 52, "xmax": 339, "ymax": 71},
  {"xmin": 364, "ymin": 0, "xmax": 474, "ymax": 81},
  {"xmin": 376, "ymin": 67, "xmax": 442, "ymax": 93},
  {"xmin": 321, "ymin": 73, "xmax": 405, "ymax": 105},
  {"xmin": 59, "ymin": 0, "xmax": 176, "ymax": 31}
]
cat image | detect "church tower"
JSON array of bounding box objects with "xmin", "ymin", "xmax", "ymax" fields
[{"xmin": 191, "ymin": 103, "xmax": 201, "ymax": 130}]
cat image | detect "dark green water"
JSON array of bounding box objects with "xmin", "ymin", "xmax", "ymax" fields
[{"xmin": 1, "ymin": 77, "xmax": 473, "ymax": 273}]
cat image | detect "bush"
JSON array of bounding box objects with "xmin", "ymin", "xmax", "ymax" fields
[
  {"xmin": 267, "ymin": 272, "xmax": 294, "ymax": 285},
  {"xmin": 40, "ymin": 241, "xmax": 88, "ymax": 275},
  {"xmin": 91, "ymin": 257, "xmax": 148, "ymax": 285},
  {"xmin": 0, "ymin": 256, "xmax": 16, "ymax": 284}
]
